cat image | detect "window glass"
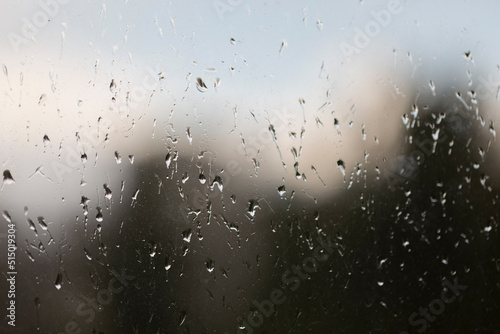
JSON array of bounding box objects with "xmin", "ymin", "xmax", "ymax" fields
[{"xmin": 1, "ymin": 1, "xmax": 499, "ymax": 333}]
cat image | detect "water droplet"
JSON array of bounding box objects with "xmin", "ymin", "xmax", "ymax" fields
[
  {"xmin": 186, "ymin": 127, "xmax": 192, "ymax": 144},
  {"xmin": 214, "ymin": 77, "xmax": 221, "ymax": 90},
  {"xmin": 126, "ymin": 187, "xmax": 137, "ymax": 206},
  {"xmin": 199, "ymin": 173, "xmax": 206, "ymax": 184},
  {"xmin": 43, "ymin": 134, "xmax": 50, "ymax": 146},
  {"xmin": 80, "ymin": 196, "xmax": 90, "ymax": 206},
  {"xmin": 96, "ymin": 207, "xmax": 103, "ymax": 222},
  {"xmin": 463, "ymin": 50, "xmax": 473, "ymax": 61},
  {"xmin": 182, "ymin": 229, "xmax": 193, "ymax": 243},
  {"xmin": 179, "ymin": 311, "xmax": 187, "ymax": 327},
  {"xmin": 34, "ymin": 297, "xmax": 41, "ymax": 309},
  {"xmin": 432, "ymin": 128, "xmax": 440, "ymax": 141},
  {"xmin": 103, "ymin": 184, "xmax": 112, "ymax": 199},
  {"xmin": 490, "ymin": 122, "xmax": 496, "ymax": 138},
  {"xmin": 165, "ymin": 153, "xmax": 173, "ymax": 168},
  {"xmin": 27, "ymin": 218, "xmax": 38, "ymax": 236},
  {"xmin": 2, "ymin": 211, "xmax": 12, "ymax": 223},
  {"xmin": 55, "ymin": 273, "xmax": 63, "ymax": 290},
  {"xmin": 230, "ymin": 37, "xmax": 236, "ymax": 45},
  {"xmin": 210, "ymin": 176, "xmax": 223, "ymax": 192},
  {"xmin": 401, "ymin": 114, "xmax": 409, "ymax": 127},
  {"xmin": 429, "ymin": 80, "xmax": 436, "ymax": 96},
  {"xmin": 150, "ymin": 243, "xmax": 157, "ymax": 257},
  {"xmin": 337, "ymin": 160, "xmax": 345, "ymax": 176},
  {"xmin": 165, "ymin": 255, "xmax": 172, "ymax": 271},
  {"xmin": 109, "ymin": 79, "xmax": 117, "ymax": 93},
  {"xmin": 247, "ymin": 200, "xmax": 259, "ymax": 218},
  {"xmin": 38, "ymin": 94, "xmax": 47, "ymax": 105},
  {"xmin": 277, "ymin": 185, "xmax": 286, "ymax": 196},
  {"xmin": 114, "ymin": 151, "xmax": 122, "ymax": 164},
  {"xmin": 195, "ymin": 77, "xmax": 208, "ymax": 92},
  {"xmin": 316, "ymin": 19, "xmax": 323, "ymax": 31},
  {"xmin": 3, "ymin": 170, "xmax": 15, "ymax": 185},
  {"xmin": 37, "ymin": 217, "xmax": 48, "ymax": 231},
  {"xmin": 205, "ymin": 258, "xmax": 214, "ymax": 272},
  {"xmin": 84, "ymin": 248, "xmax": 92, "ymax": 260},
  {"xmin": 279, "ymin": 40, "xmax": 288, "ymax": 55}
]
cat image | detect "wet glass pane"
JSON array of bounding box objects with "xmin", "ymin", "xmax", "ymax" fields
[{"xmin": 1, "ymin": 1, "xmax": 499, "ymax": 333}]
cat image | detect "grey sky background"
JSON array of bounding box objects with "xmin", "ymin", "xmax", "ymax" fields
[{"xmin": 1, "ymin": 0, "xmax": 499, "ymax": 208}]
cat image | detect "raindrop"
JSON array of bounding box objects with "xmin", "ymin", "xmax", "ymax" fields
[
  {"xmin": 401, "ymin": 114, "xmax": 409, "ymax": 127},
  {"xmin": 179, "ymin": 311, "xmax": 187, "ymax": 327},
  {"xmin": 43, "ymin": 134, "xmax": 50, "ymax": 146},
  {"xmin": 114, "ymin": 151, "xmax": 122, "ymax": 164},
  {"xmin": 279, "ymin": 40, "xmax": 288, "ymax": 55},
  {"xmin": 165, "ymin": 152, "xmax": 173, "ymax": 168},
  {"xmin": 109, "ymin": 79, "xmax": 117, "ymax": 93},
  {"xmin": 55, "ymin": 273, "xmax": 63, "ymax": 290},
  {"xmin": 429, "ymin": 80, "xmax": 436, "ymax": 96},
  {"xmin": 26, "ymin": 219, "xmax": 37, "ymax": 237},
  {"xmin": 277, "ymin": 185, "xmax": 286, "ymax": 197},
  {"xmin": 80, "ymin": 196, "xmax": 90, "ymax": 206},
  {"xmin": 38, "ymin": 94, "xmax": 47, "ymax": 105},
  {"xmin": 2, "ymin": 211, "xmax": 12, "ymax": 223},
  {"xmin": 247, "ymin": 200, "xmax": 259, "ymax": 218},
  {"xmin": 34, "ymin": 297, "xmax": 40, "ymax": 309},
  {"xmin": 103, "ymin": 184, "xmax": 112, "ymax": 200},
  {"xmin": 337, "ymin": 160, "xmax": 346, "ymax": 176},
  {"xmin": 3, "ymin": 170, "xmax": 15, "ymax": 185},
  {"xmin": 195, "ymin": 77, "xmax": 208, "ymax": 92},
  {"xmin": 432, "ymin": 128, "xmax": 440, "ymax": 141},
  {"xmin": 463, "ymin": 50, "xmax": 473, "ymax": 61},
  {"xmin": 37, "ymin": 217, "xmax": 48, "ymax": 231},
  {"xmin": 131, "ymin": 189, "xmax": 140, "ymax": 207},
  {"xmin": 210, "ymin": 175, "xmax": 223, "ymax": 192},
  {"xmin": 165, "ymin": 255, "xmax": 172, "ymax": 271},
  {"xmin": 150, "ymin": 243, "xmax": 157, "ymax": 257},
  {"xmin": 230, "ymin": 37, "xmax": 236, "ymax": 45},
  {"xmin": 182, "ymin": 228, "xmax": 193, "ymax": 243},
  {"xmin": 96, "ymin": 207, "xmax": 103, "ymax": 222},
  {"xmin": 214, "ymin": 77, "xmax": 221, "ymax": 90},
  {"xmin": 205, "ymin": 258, "xmax": 214, "ymax": 273},
  {"xmin": 186, "ymin": 127, "xmax": 192, "ymax": 144},
  {"xmin": 316, "ymin": 19, "xmax": 324, "ymax": 31},
  {"xmin": 84, "ymin": 248, "xmax": 92, "ymax": 260},
  {"xmin": 199, "ymin": 173, "xmax": 206, "ymax": 184}
]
